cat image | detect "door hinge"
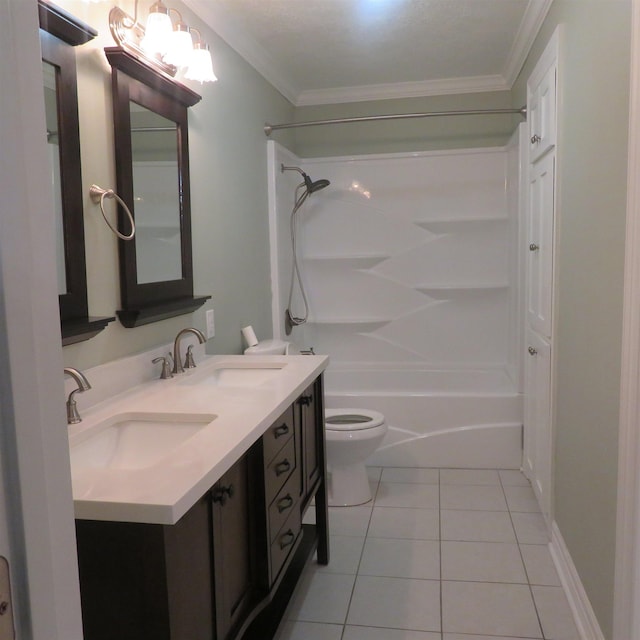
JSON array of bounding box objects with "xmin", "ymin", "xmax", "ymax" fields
[{"xmin": 0, "ymin": 556, "xmax": 15, "ymax": 639}]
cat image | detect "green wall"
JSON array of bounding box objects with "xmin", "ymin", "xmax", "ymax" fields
[
  {"xmin": 512, "ymin": 2, "xmax": 630, "ymax": 637},
  {"xmin": 56, "ymin": 0, "xmax": 294, "ymax": 370}
]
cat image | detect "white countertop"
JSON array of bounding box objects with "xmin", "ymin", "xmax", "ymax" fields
[{"xmin": 68, "ymin": 354, "xmax": 328, "ymax": 525}]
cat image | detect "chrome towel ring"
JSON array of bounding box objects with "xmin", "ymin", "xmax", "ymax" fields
[{"xmin": 89, "ymin": 184, "xmax": 135, "ymax": 241}]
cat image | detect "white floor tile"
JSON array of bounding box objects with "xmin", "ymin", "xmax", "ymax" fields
[
  {"xmin": 381, "ymin": 467, "xmax": 439, "ymax": 484},
  {"xmin": 287, "ymin": 569, "xmax": 355, "ymax": 624},
  {"xmin": 368, "ymin": 507, "xmax": 439, "ymax": 540},
  {"xmin": 504, "ymin": 485, "xmax": 542, "ymax": 512},
  {"xmin": 277, "ymin": 621, "xmax": 343, "ymax": 640},
  {"xmin": 316, "ymin": 536, "xmax": 364, "ymax": 575},
  {"xmin": 344, "ymin": 626, "xmax": 440, "ymax": 639},
  {"xmin": 532, "ymin": 585, "xmax": 581, "ymax": 640},
  {"xmin": 442, "ymin": 581, "xmax": 542, "ymax": 637},
  {"xmin": 440, "ymin": 484, "xmax": 508, "ymax": 511},
  {"xmin": 375, "ymin": 482, "xmax": 439, "ymax": 509},
  {"xmin": 444, "ymin": 635, "xmax": 531, "ymax": 640},
  {"xmin": 441, "ymin": 509, "xmax": 516, "ymax": 542},
  {"xmin": 326, "ymin": 505, "xmax": 372, "ymax": 537},
  {"xmin": 441, "ymin": 469, "xmax": 500, "ymax": 485},
  {"xmin": 521, "ymin": 544, "xmax": 561, "ymax": 586},
  {"xmin": 347, "ymin": 575, "xmax": 440, "ymax": 632},
  {"xmin": 511, "ymin": 511, "xmax": 550, "ymax": 544},
  {"xmin": 359, "ymin": 537, "xmax": 440, "ymax": 580},
  {"xmin": 499, "ymin": 469, "xmax": 531, "ymax": 486},
  {"xmin": 441, "ymin": 541, "xmax": 527, "ymax": 583}
]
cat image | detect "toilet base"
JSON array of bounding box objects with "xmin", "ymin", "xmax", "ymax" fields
[{"xmin": 328, "ymin": 462, "xmax": 372, "ymax": 507}]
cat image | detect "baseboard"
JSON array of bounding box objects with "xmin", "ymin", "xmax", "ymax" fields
[{"xmin": 550, "ymin": 521, "xmax": 606, "ymax": 640}]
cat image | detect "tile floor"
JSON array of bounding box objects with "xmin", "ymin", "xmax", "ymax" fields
[{"xmin": 276, "ymin": 467, "xmax": 581, "ymax": 640}]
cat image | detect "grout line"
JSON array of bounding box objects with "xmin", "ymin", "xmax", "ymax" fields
[{"xmin": 500, "ymin": 470, "xmax": 546, "ymax": 639}]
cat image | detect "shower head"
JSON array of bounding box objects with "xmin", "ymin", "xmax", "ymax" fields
[
  {"xmin": 305, "ymin": 176, "xmax": 330, "ymax": 193},
  {"xmin": 281, "ymin": 164, "xmax": 330, "ymax": 194}
]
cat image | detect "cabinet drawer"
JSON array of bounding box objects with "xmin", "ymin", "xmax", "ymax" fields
[
  {"xmin": 268, "ymin": 469, "xmax": 300, "ymax": 543},
  {"xmin": 263, "ymin": 405, "xmax": 294, "ymax": 464},
  {"xmin": 265, "ymin": 436, "xmax": 296, "ymax": 505},
  {"xmin": 270, "ymin": 506, "xmax": 301, "ymax": 583}
]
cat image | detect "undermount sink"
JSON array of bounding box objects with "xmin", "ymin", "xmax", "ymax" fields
[
  {"xmin": 180, "ymin": 362, "xmax": 287, "ymax": 388},
  {"xmin": 70, "ymin": 412, "xmax": 216, "ymax": 471}
]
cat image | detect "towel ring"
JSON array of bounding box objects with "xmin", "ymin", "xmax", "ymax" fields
[{"xmin": 89, "ymin": 184, "xmax": 136, "ymax": 241}]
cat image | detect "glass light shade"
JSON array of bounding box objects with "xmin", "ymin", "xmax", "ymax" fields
[
  {"xmin": 185, "ymin": 45, "xmax": 217, "ymax": 83},
  {"xmin": 140, "ymin": 5, "xmax": 173, "ymax": 56},
  {"xmin": 164, "ymin": 26, "xmax": 193, "ymax": 68}
]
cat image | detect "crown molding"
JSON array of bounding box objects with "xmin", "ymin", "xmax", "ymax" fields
[
  {"xmin": 181, "ymin": 0, "xmax": 299, "ymax": 103},
  {"xmin": 503, "ymin": 0, "xmax": 555, "ymax": 85},
  {"xmin": 184, "ymin": 0, "xmax": 549, "ymax": 107},
  {"xmin": 294, "ymin": 75, "xmax": 511, "ymax": 107}
]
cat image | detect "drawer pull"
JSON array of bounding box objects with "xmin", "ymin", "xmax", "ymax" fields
[
  {"xmin": 273, "ymin": 424, "xmax": 289, "ymax": 438},
  {"xmin": 298, "ymin": 395, "xmax": 312, "ymax": 406},
  {"xmin": 279, "ymin": 529, "xmax": 296, "ymax": 550},
  {"xmin": 277, "ymin": 494, "xmax": 294, "ymax": 513},
  {"xmin": 275, "ymin": 459, "xmax": 292, "ymax": 477},
  {"xmin": 212, "ymin": 484, "xmax": 234, "ymax": 506}
]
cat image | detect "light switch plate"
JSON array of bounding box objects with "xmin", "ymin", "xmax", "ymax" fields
[
  {"xmin": 0, "ymin": 556, "xmax": 15, "ymax": 639},
  {"xmin": 206, "ymin": 309, "xmax": 215, "ymax": 339}
]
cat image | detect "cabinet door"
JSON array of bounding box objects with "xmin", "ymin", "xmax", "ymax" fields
[
  {"xmin": 297, "ymin": 382, "xmax": 320, "ymax": 507},
  {"xmin": 527, "ymin": 152, "xmax": 555, "ymax": 339},
  {"xmin": 523, "ymin": 329, "xmax": 552, "ymax": 529},
  {"xmin": 529, "ymin": 60, "xmax": 557, "ymax": 162},
  {"xmin": 211, "ymin": 452, "xmax": 263, "ymax": 640}
]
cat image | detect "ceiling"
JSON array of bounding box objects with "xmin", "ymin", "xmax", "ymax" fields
[{"xmin": 183, "ymin": 0, "xmax": 553, "ymax": 106}]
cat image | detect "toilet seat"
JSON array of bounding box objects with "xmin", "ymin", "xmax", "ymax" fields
[{"xmin": 325, "ymin": 408, "xmax": 385, "ymax": 431}]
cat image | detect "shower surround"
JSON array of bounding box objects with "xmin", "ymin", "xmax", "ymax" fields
[{"xmin": 268, "ymin": 137, "xmax": 524, "ymax": 468}]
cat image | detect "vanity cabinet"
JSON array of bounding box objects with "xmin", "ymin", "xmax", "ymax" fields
[
  {"xmin": 75, "ymin": 376, "xmax": 328, "ymax": 640},
  {"xmin": 211, "ymin": 451, "xmax": 265, "ymax": 640}
]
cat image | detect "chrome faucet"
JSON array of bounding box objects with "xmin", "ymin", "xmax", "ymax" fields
[
  {"xmin": 172, "ymin": 327, "xmax": 206, "ymax": 374},
  {"xmin": 64, "ymin": 367, "xmax": 91, "ymax": 424}
]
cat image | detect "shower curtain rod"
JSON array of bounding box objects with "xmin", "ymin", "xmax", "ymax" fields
[{"xmin": 264, "ymin": 105, "xmax": 527, "ymax": 136}]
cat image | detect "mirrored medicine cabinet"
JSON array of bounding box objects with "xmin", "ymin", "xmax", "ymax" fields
[
  {"xmin": 106, "ymin": 47, "xmax": 210, "ymax": 327},
  {"xmin": 38, "ymin": 0, "xmax": 115, "ymax": 345}
]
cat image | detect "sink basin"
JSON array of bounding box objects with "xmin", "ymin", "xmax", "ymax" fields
[
  {"xmin": 70, "ymin": 412, "xmax": 216, "ymax": 471},
  {"xmin": 180, "ymin": 363, "xmax": 286, "ymax": 388}
]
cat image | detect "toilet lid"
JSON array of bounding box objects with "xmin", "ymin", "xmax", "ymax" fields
[{"xmin": 325, "ymin": 408, "xmax": 385, "ymax": 431}]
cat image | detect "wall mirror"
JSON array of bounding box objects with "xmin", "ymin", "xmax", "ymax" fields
[
  {"xmin": 39, "ymin": 0, "xmax": 115, "ymax": 344},
  {"xmin": 106, "ymin": 47, "xmax": 210, "ymax": 327}
]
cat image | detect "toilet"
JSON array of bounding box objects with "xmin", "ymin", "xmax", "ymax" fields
[
  {"xmin": 325, "ymin": 408, "xmax": 387, "ymax": 507},
  {"xmin": 242, "ymin": 335, "xmax": 387, "ymax": 506}
]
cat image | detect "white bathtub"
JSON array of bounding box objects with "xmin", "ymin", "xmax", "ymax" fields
[{"xmin": 323, "ymin": 365, "xmax": 523, "ymax": 469}]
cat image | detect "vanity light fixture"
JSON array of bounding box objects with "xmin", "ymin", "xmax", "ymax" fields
[{"xmin": 108, "ymin": 0, "xmax": 217, "ymax": 82}]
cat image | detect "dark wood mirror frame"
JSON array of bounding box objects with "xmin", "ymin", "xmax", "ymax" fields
[
  {"xmin": 106, "ymin": 47, "xmax": 210, "ymax": 327},
  {"xmin": 38, "ymin": 0, "xmax": 115, "ymax": 345}
]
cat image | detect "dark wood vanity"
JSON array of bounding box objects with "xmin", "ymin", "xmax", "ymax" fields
[{"xmin": 75, "ymin": 375, "xmax": 329, "ymax": 640}]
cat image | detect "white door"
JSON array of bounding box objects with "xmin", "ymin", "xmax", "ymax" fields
[
  {"xmin": 529, "ymin": 61, "xmax": 557, "ymax": 162},
  {"xmin": 527, "ymin": 151, "xmax": 555, "ymax": 339},
  {"xmin": 523, "ymin": 328, "xmax": 553, "ymax": 527}
]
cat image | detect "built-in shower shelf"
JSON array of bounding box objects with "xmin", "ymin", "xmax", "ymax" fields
[
  {"xmin": 308, "ymin": 318, "xmax": 390, "ymax": 331},
  {"xmin": 415, "ymin": 216, "xmax": 507, "ymax": 233},
  {"xmin": 304, "ymin": 254, "xmax": 389, "ymax": 269},
  {"xmin": 416, "ymin": 283, "xmax": 509, "ymax": 299}
]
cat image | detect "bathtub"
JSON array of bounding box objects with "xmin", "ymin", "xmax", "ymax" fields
[{"xmin": 323, "ymin": 365, "xmax": 523, "ymax": 469}]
